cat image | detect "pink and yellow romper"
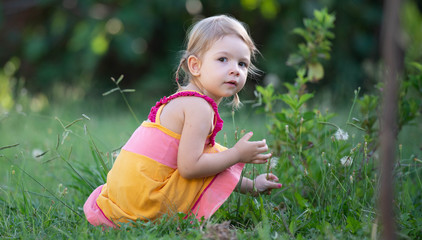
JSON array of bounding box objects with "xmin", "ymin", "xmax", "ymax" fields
[{"xmin": 83, "ymin": 91, "xmax": 244, "ymax": 227}]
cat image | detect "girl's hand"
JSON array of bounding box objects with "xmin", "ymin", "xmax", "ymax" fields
[
  {"xmin": 254, "ymin": 173, "xmax": 282, "ymax": 194},
  {"xmin": 233, "ymin": 132, "xmax": 272, "ymax": 164}
]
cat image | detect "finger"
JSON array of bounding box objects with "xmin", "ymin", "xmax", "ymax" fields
[
  {"xmin": 261, "ymin": 181, "xmax": 282, "ymax": 190},
  {"xmin": 268, "ymin": 182, "xmax": 282, "ymax": 189},
  {"xmin": 266, "ymin": 173, "xmax": 279, "ymax": 182},
  {"xmin": 255, "ymin": 139, "xmax": 268, "ymax": 148},
  {"xmin": 257, "ymin": 145, "xmax": 269, "ymax": 153},
  {"xmin": 240, "ymin": 132, "xmax": 253, "ymax": 142},
  {"xmin": 250, "ymin": 159, "xmax": 268, "ymax": 164},
  {"xmin": 260, "ymin": 153, "xmax": 272, "ymax": 159},
  {"xmin": 252, "ymin": 154, "xmax": 271, "ymax": 162}
]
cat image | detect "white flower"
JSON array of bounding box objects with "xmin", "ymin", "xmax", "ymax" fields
[
  {"xmin": 31, "ymin": 149, "xmax": 44, "ymax": 160},
  {"xmin": 269, "ymin": 157, "xmax": 279, "ymax": 169},
  {"xmin": 334, "ymin": 128, "xmax": 349, "ymax": 141},
  {"xmin": 340, "ymin": 156, "xmax": 353, "ymax": 166}
]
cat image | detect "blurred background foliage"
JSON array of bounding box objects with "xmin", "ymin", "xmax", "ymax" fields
[{"xmin": 0, "ymin": 0, "xmax": 421, "ymax": 113}]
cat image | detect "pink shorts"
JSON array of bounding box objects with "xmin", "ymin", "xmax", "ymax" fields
[{"xmin": 83, "ymin": 185, "xmax": 116, "ymax": 228}]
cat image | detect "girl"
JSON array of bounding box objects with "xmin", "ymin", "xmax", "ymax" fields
[{"xmin": 84, "ymin": 15, "xmax": 281, "ymax": 228}]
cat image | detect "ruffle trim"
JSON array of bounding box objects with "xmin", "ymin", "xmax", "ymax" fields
[{"xmin": 147, "ymin": 91, "xmax": 223, "ymax": 146}]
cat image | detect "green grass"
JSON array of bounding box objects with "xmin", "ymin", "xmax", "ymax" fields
[
  {"xmin": 0, "ymin": 100, "xmax": 271, "ymax": 239},
  {"xmin": 1, "ymin": 97, "xmax": 421, "ymax": 239}
]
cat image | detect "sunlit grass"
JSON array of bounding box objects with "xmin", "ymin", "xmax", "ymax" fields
[
  {"xmin": 0, "ymin": 99, "xmax": 276, "ymax": 239},
  {"xmin": 1, "ymin": 92, "xmax": 421, "ymax": 239}
]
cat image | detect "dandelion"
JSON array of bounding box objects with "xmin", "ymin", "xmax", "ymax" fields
[
  {"xmin": 269, "ymin": 157, "xmax": 279, "ymax": 170},
  {"xmin": 270, "ymin": 157, "xmax": 279, "ymax": 168},
  {"xmin": 266, "ymin": 156, "xmax": 278, "ymax": 179},
  {"xmin": 334, "ymin": 128, "xmax": 349, "ymax": 141},
  {"xmin": 340, "ymin": 156, "xmax": 353, "ymax": 166},
  {"xmin": 31, "ymin": 149, "xmax": 44, "ymax": 160}
]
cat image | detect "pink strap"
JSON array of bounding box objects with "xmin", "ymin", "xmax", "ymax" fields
[{"xmin": 147, "ymin": 91, "xmax": 223, "ymax": 146}]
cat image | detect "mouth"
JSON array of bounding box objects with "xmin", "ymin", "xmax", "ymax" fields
[{"xmin": 224, "ymin": 80, "xmax": 238, "ymax": 87}]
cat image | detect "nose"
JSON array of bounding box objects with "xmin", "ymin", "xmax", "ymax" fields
[{"xmin": 229, "ymin": 63, "xmax": 240, "ymax": 76}]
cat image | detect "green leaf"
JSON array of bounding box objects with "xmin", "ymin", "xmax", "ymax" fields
[
  {"xmin": 284, "ymin": 82, "xmax": 296, "ymax": 92},
  {"xmin": 276, "ymin": 112, "xmax": 295, "ymax": 126},
  {"xmin": 289, "ymin": 220, "xmax": 297, "ymax": 235},
  {"xmin": 292, "ymin": 28, "xmax": 307, "ymax": 38},
  {"xmin": 298, "ymin": 93, "xmax": 314, "ymax": 107},
  {"xmin": 314, "ymin": 9, "xmax": 324, "ymax": 22},
  {"xmin": 280, "ymin": 94, "xmax": 298, "ymax": 110},
  {"xmin": 410, "ymin": 62, "xmax": 422, "ymax": 72},
  {"xmin": 346, "ymin": 215, "xmax": 361, "ymax": 233},
  {"xmin": 294, "ymin": 192, "xmax": 309, "ymax": 208},
  {"xmin": 302, "ymin": 111, "xmax": 315, "ymax": 122},
  {"xmin": 286, "ymin": 53, "xmax": 304, "ymax": 66},
  {"xmin": 307, "ymin": 62, "xmax": 324, "ymax": 82}
]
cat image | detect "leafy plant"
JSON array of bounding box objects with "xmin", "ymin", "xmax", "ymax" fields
[{"xmin": 248, "ymin": 6, "xmax": 422, "ymax": 239}]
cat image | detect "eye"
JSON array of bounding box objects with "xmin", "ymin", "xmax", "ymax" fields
[
  {"xmin": 239, "ymin": 61, "xmax": 248, "ymax": 68},
  {"xmin": 218, "ymin": 57, "xmax": 228, "ymax": 62}
]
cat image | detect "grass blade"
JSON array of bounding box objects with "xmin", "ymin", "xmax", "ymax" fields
[
  {"xmin": 1, "ymin": 155, "xmax": 83, "ymax": 218},
  {"xmin": 116, "ymin": 74, "xmax": 124, "ymax": 84},
  {"xmin": 122, "ymin": 89, "xmax": 136, "ymax": 93},
  {"xmin": 64, "ymin": 118, "xmax": 83, "ymax": 129},
  {"xmin": 0, "ymin": 143, "xmax": 19, "ymax": 151},
  {"xmin": 60, "ymin": 147, "xmax": 96, "ymax": 191},
  {"xmin": 102, "ymin": 88, "xmax": 119, "ymax": 96}
]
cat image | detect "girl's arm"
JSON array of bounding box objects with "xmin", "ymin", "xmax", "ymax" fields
[
  {"xmin": 177, "ymin": 98, "xmax": 271, "ymax": 179},
  {"xmin": 237, "ymin": 174, "xmax": 282, "ymax": 196}
]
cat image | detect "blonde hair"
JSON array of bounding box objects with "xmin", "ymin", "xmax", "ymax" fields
[{"xmin": 175, "ymin": 15, "xmax": 259, "ymax": 108}]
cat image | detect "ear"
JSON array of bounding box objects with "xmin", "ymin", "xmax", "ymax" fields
[{"xmin": 187, "ymin": 55, "xmax": 201, "ymax": 77}]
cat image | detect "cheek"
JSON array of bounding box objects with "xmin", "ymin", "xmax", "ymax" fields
[
  {"xmin": 238, "ymin": 78, "xmax": 247, "ymax": 89},
  {"xmin": 241, "ymin": 70, "xmax": 249, "ymax": 80}
]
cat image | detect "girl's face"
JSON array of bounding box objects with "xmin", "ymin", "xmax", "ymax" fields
[{"xmin": 191, "ymin": 34, "xmax": 251, "ymax": 103}]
